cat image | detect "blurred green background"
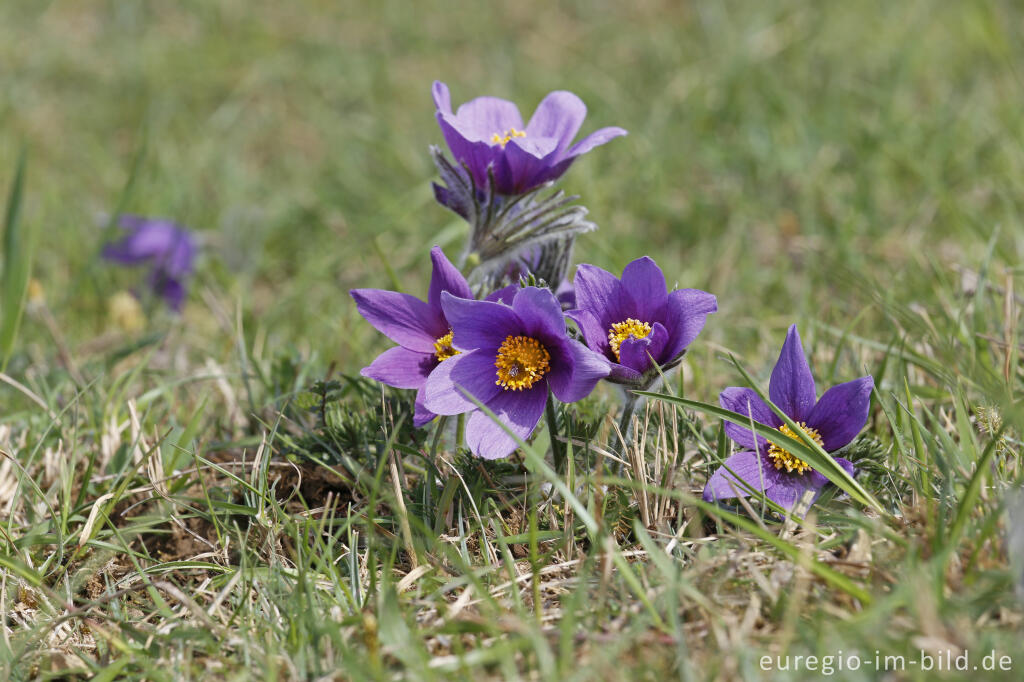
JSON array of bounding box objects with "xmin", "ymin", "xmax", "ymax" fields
[{"xmin": 2, "ymin": 0, "xmax": 1022, "ymax": 375}]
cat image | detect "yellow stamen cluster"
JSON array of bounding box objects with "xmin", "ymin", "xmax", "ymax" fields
[
  {"xmin": 433, "ymin": 330, "xmax": 459, "ymax": 362},
  {"xmin": 490, "ymin": 127, "xmax": 527, "ymax": 148},
  {"xmin": 494, "ymin": 335, "xmax": 550, "ymax": 391},
  {"xmin": 767, "ymin": 422, "xmax": 823, "ymax": 475},
  {"xmin": 607, "ymin": 318, "xmax": 653, "ymax": 360}
]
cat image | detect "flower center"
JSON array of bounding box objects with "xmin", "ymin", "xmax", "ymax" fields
[
  {"xmin": 490, "ymin": 127, "xmax": 526, "ymax": 148},
  {"xmin": 767, "ymin": 422, "xmax": 823, "ymax": 475},
  {"xmin": 433, "ymin": 330, "xmax": 459, "ymax": 362},
  {"xmin": 607, "ymin": 319, "xmax": 653, "ymax": 361},
  {"xmin": 494, "ymin": 335, "xmax": 550, "ymax": 391}
]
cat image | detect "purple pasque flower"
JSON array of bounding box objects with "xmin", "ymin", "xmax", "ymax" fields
[
  {"xmin": 432, "ymin": 81, "xmax": 627, "ymax": 197},
  {"xmin": 422, "ymin": 287, "xmax": 611, "ymax": 459},
  {"xmin": 703, "ymin": 325, "xmax": 873, "ymax": 512},
  {"xmin": 351, "ymin": 246, "xmax": 477, "ymax": 428},
  {"xmin": 567, "ymin": 256, "xmax": 717, "ymax": 387},
  {"xmin": 102, "ymin": 215, "xmax": 197, "ymax": 311}
]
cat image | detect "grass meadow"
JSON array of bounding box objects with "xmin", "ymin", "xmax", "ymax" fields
[{"xmin": 2, "ymin": 1, "xmax": 1024, "ymax": 679}]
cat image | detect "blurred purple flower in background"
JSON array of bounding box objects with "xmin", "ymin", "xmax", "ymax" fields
[
  {"xmin": 102, "ymin": 215, "xmax": 197, "ymax": 311},
  {"xmin": 568, "ymin": 257, "xmax": 717, "ymax": 387},
  {"xmin": 423, "ymin": 287, "xmax": 610, "ymax": 459},
  {"xmin": 703, "ymin": 325, "xmax": 873, "ymax": 512},
  {"xmin": 432, "ymin": 81, "xmax": 626, "ymax": 196}
]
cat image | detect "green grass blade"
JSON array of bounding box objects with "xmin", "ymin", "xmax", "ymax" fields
[
  {"xmin": 692, "ymin": 498, "xmax": 873, "ymax": 605},
  {"xmin": 1, "ymin": 149, "xmax": 32, "ymax": 371},
  {"xmin": 948, "ymin": 421, "xmax": 1007, "ymax": 547},
  {"xmin": 461, "ymin": 392, "xmax": 667, "ymax": 630}
]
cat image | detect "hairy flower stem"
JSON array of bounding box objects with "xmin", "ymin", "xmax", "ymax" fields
[{"xmin": 546, "ymin": 395, "xmax": 566, "ymax": 473}]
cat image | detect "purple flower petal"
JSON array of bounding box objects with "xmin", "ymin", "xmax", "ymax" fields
[
  {"xmin": 719, "ymin": 387, "xmax": 780, "ymax": 450},
  {"xmin": 790, "ymin": 457, "xmax": 856, "ymax": 507},
  {"xmin": 167, "ymin": 246, "xmax": 195, "ymax": 278},
  {"xmin": 661, "ymin": 288, "xmax": 717, "ymax": 361},
  {"xmin": 413, "ymin": 390, "xmax": 437, "ymax": 428},
  {"xmin": 566, "ymin": 309, "xmax": 610, "ymax": 357},
  {"xmin": 555, "ymin": 279, "xmax": 575, "ymax": 309},
  {"xmin": 547, "ymin": 339, "xmax": 610, "ymax": 403},
  {"xmin": 350, "ymin": 288, "xmax": 444, "ymax": 353},
  {"xmin": 465, "ymin": 385, "xmax": 547, "ymax": 459},
  {"xmin": 619, "ymin": 257, "xmax": 667, "ymax": 321},
  {"xmin": 702, "ymin": 450, "xmax": 781, "ymax": 502},
  {"xmin": 530, "ymin": 156, "xmax": 577, "ymax": 187},
  {"xmin": 807, "ymin": 376, "xmax": 874, "ymax": 451},
  {"xmin": 452, "ymin": 96, "xmax": 524, "ymax": 141},
  {"xmin": 507, "ymin": 135, "xmax": 559, "ymax": 159},
  {"xmin": 489, "ymin": 154, "xmax": 517, "ymax": 195},
  {"xmin": 769, "ymin": 324, "xmax": 817, "ymax": 422},
  {"xmin": 150, "ymin": 274, "xmax": 186, "ymax": 311},
  {"xmin": 165, "ymin": 235, "xmax": 197, "ymax": 277},
  {"xmin": 512, "ymin": 287, "xmax": 566, "ymax": 341},
  {"xmin": 525, "ymin": 90, "xmax": 588, "ymax": 152},
  {"xmin": 427, "ymin": 246, "xmax": 472, "ymax": 310},
  {"xmin": 763, "ymin": 479, "xmax": 810, "ymax": 511},
  {"xmin": 769, "ymin": 455, "xmax": 858, "ymax": 512},
  {"xmin": 360, "ymin": 346, "xmax": 436, "ymax": 390},
  {"xmin": 432, "ymin": 81, "xmax": 453, "ymax": 115},
  {"xmin": 608, "ymin": 363, "xmax": 644, "ymax": 384},
  {"xmin": 422, "ymin": 349, "xmax": 501, "ymax": 415},
  {"xmin": 672, "ymin": 287, "xmax": 719, "ymax": 316},
  {"xmin": 803, "ymin": 469, "xmax": 829, "ymax": 490},
  {"xmin": 104, "ymin": 219, "xmax": 178, "ymax": 263},
  {"xmin": 618, "ymin": 321, "xmax": 668, "ymax": 373},
  {"xmin": 503, "ymin": 136, "xmax": 560, "ymax": 192},
  {"xmin": 432, "ymin": 182, "xmax": 468, "ymax": 219},
  {"xmin": 565, "ymin": 126, "xmax": 628, "ymax": 157},
  {"xmin": 485, "ymin": 283, "xmax": 520, "ymax": 305},
  {"xmin": 435, "ymin": 114, "xmax": 502, "ymax": 189},
  {"xmin": 441, "ymin": 292, "xmax": 519, "ymax": 351},
  {"xmin": 572, "ymin": 263, "xmax": 630, "ymax": 325},
  {"xmin": 835, "ymin": 457, "xmax": 856, "ymax": 478}
]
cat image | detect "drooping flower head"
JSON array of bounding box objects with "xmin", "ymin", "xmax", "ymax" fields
[
  {"xmin": 351, "ymin": 246, "xmax": 476, "ymax": 427},
  {"xmin": 703, "ymin": 325, "xmax": 873, "ymax": 512},
  {"xmin": 567, "ymin": 257, "xmax": 717, "ymax": 387},
  {"xmin": 432, "ymin": 81, "xmax": 627, "ymax": 197},
  {"xmin": 102, "ymin": 215, "xmax": 197, "ymax": 311},
  {"xmin": 423, "ymin": 287, "xmax": 610, "ymax": 459}
]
